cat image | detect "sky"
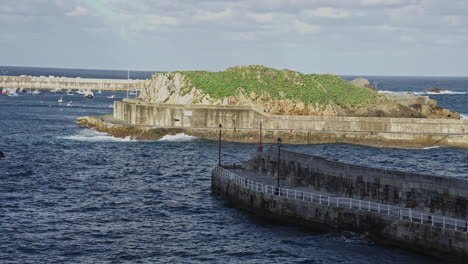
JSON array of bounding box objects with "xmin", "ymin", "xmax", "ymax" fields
[{"xmin": 0, "ymin": 0, "xmax": 467, "ymax": 76}]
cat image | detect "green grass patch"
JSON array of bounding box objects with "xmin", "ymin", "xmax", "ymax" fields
[{"xmin": 175, "ymin": 65, "xmax": 378, "ymax": 106}]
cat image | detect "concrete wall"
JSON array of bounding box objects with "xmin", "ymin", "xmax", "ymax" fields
[
  {"xmin": 114, "ymin": 100, "xmax": 468, "ymax": 135},
  {"xmin": 383, "ymin": 93, "xmax": 436, "ymax": 106},
  {"xmin": 0, "ymin": 75, "xmax": 145, "ymax": 91},
  {"xmin": 211, "ymin": 169, "xmax": 468, "ymax": 260},
  {"xmin": 245, "ymin": 149, "xmax": 468, "ymax": 220}
]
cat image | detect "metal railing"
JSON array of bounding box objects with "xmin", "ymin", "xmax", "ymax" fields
[{"xmin": 213, "ymin": 166, "xmax": 468, "ymax": 233}]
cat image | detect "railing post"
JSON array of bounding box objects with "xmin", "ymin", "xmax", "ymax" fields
[
  {"xmin": 349, "ymin": 199, "xmax": 352, "ymax": 209},
  {"xmin": 294, "ymin": 190, "xmax": 297, "ymax": 200},
  {"xmin": 336, "ymin": 198, "xmax": 339, "ymax": 207},
  {"xmin": 420, "ymin": 214, "xmax": 423, "ymax": 224},
  {"xmin": 327, "ymin": 196, "xmax": 330, "ymax": 206},
  {"xmin": 409, "ymin": 209, "xmax": 412, "ymax": 222},
  {"xmin": 368, "ymin": 201, "xmax": 371, "ymax": 211},
  {"xmin": 359, "ymin": 200, "xmax": 361, "ymax": 210},
  {"xmin": 378, "ymin": 203, "xmax": 380, "ymax": 213},
  {"xmin": 319, "ymin": 195, "xmax": 321, "ymax": 204},
  {"xmin": 443, "ymin": 218, "xmax": 446, "ymax": 229}
]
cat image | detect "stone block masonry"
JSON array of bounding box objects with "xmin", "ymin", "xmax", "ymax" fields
[{"xmin": 211, "ymin": 163, "xmax": 468, "ymax": 261}]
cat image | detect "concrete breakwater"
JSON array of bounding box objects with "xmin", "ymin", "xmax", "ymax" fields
[
  {"xmin": 0, "ymin": 75, "xmax": 145, "ymax": 91},
  {"xmin": 211, "ymin": 149, "xmax": 468, "ymax": 260},
  {"xmin": 82, "ymin": 98, "xmax": 468, "ymax": 148}
]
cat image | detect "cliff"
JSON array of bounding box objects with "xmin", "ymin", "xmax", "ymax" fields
[{"xmin": 139, "ymin": 65, "xmax": 459, "ymax": 119}]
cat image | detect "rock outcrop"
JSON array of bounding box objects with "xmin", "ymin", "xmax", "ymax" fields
[
  {"xmin": 349, "ymin": 78, "xmax": 375, "ymax": 91},
  {"xmin": 139, "ymin": 66, "xmax": 460, "ymax": 119},
  {"xmin": 427, "ymin": 87, "xmax": 447, "ymax": 93}
]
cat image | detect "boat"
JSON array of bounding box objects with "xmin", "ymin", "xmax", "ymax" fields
[
  {"xmin": 84, "ymin": 91, "xmax": 94, "ymax": 99},
  {"xmin": 67, "ymin": 101, "xmax": 73, "ymax": 107},
  {"xmin": 97, "ymin": 90, "xmax": 102, "ymax": 95},
  {"xmin": 58, "ymin": 97, "xmax": 64, "ymax": 103},
  {"xmin": 7, "ymin": 89, "xmax": 19, "ymax": 97},
  {"xmin": 32, "ymin": 89, "xmax": 41, "ymax": 95},
  {"xmin": 107, "ymin": 95, "xmax": 115, "ymax": 99},
  {"xmin": 1, "ymin": 88, "xmax": 7, "ymax": 95},
  {"xmin": 76, "ymin": 89, "xmax": 85, "ymax": 95},
  {"xmin": 129, "ymin": 89, "xmax": 138, "ymax": 96},
  {"xmin": 66, "ymin": 89, "xmax": 73, "ymax": 95}
]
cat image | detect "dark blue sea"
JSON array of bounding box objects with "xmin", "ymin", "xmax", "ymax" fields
[{"xmin": 1, "ymin": 66, "xmax": 467, "ymax": 263}]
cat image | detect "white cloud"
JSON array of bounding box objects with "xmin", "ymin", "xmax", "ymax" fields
[
  {"xmin": 65, "ymin": 6, "xmax": 88, "ymax": 17},
  {"xmin": 248, "ymin": 13, "xmax": 273, "ymax": 23},
  {"xmin": 304, "ymin": 7, "xmax": 352, "ymax": 19},
  {"xmin": 293, "ymin": 20, "xmax": 320, "ymax": 34}
]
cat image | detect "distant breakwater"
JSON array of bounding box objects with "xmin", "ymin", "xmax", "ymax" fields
[{"xmin": 0, "ymin": 75, "xmax": 145, "ymax": 91}]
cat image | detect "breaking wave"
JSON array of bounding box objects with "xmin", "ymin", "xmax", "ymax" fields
[
  {"xmin": 461, "ymin": 114, "xmax": 468, "ymax": 120},
  {"xmin": 158, "ymin": 133, "xmax": 198, "ymax": 142},
  {"xmin": 58, "ymin": 129, "xmax": 135, "ymax": 142},
  {"xmin": 378, "ymin": 90, "xmax": 466, "ymax": 95}
]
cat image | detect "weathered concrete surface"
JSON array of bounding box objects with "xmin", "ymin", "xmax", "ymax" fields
[
  {"xmin": 77, "ymin": 114, "xmax": 468, "ymax": 149},
  {"xmin": 211, "ymin": 168, "xmax": 468, "ymax": 261},
  {"xmin": 95, "ymin": 100, "xmax": 468, "ymax": 148},
  {"xmin": 0, "ymin": 75, "xmax": 144, "ymax": 91},
  {"xmin": 245, "ymin": 150, "xmax": 468, "ymax": 220}
]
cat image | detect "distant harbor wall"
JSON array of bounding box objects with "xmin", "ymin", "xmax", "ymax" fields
[
  {"xmin": 107, "ymin": 99, "xmax": 468, "ymax": 148},
  {"xmin": 0, "ymin": 75, "xmax": 146, "ymax": 91}
]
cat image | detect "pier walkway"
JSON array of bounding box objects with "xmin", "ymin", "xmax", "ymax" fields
[{"xmin": 214, "ymin": 166, "xmax": 468, "ymax": 233}]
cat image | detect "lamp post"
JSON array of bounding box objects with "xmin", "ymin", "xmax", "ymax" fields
[
  {"xmin": 276, "ymin": 137, "xmax": 282, "ymax": 193},
  {"xmin": 257, "ymin": 121, "xmax": 263, "ymax": 152},
  {"xmin": 218, "ymin": 124, "xmax": 222, "ymax": 166}
]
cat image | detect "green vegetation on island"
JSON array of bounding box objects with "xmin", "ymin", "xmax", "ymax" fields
[{"xmin": 179, "ymin": 65, "xmax": 377, "ymax": 106}]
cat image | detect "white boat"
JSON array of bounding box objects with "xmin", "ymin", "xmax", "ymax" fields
[
  {"xmin": 76, "ymin": 89, "xmax": 85, "ymax": 95},
  {"xmin": 66, "ymin": 89, "xmax": 73, "ymax": 95},
  {"xmin": 84, "ymin": 91, "xmax": 94, "ymax": 99},
  {"xmin": 67, "ymin": 101, "xmax": 73, "ymax": 107},
  {"xmin": 58, "ymin": 97, "xmax": 64, "ymax": 103},
  {"xmin": 129, "ymin": 89, "xmax": 138, "ymax": 96},
  {"xmin": 32, "ymin": 89, "xmax": 41, "ymax": 95},
  {"xmin": 107, "ymin": 95, "xmax": 115, "ymax": 99}
]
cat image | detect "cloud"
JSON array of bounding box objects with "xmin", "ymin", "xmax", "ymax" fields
[
  {"xmin": 65, "ymin": 6, "xmax": 88, "ymax": 17},
  {"xmin": 304, "ymin": 7, "xmax": 352, "ymax": 19},
  {"xmin": 248, "ymin": 12, "xmax": 273, "ymax": 23},
  {"xmin": 293, "ymin": 20, "xmax": 320, "ymax": 34}
]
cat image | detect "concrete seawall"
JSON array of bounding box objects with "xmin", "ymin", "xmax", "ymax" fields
[
  {"xmin": 246, "ymin": 149, "xmax": 468, "ymax": 219},
  {"xmin": 102, "ymin": 99, "xmax": 468, "ymax": 148},
  {"xmin": 211, "ymin": 162, "xmax": 468, "ymax": 261},
  {"xmin": 0, "ymin": 75, "xmax": 145, "ymax": 91}
]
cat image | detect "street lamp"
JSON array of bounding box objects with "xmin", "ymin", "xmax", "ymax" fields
[
  {"xmin": 218, "ymin": 124, "xmax": 222, "ymax": 166},
  {"xmin": 257, "ymin": 120, "xmax": 263, "ymax": 152},
  {"xmin": 276, "ymin": 137, "xmax": 282, "ymax": 193}
]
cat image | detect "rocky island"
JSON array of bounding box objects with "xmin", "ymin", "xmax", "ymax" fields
[{"xmin": 77, "ymin": 65, "xmax": 468, "ymax": 148}]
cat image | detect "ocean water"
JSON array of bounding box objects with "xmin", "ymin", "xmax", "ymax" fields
[{"xmin": 1, "ymin": 66, "xmax": 467, "ymax": 263}]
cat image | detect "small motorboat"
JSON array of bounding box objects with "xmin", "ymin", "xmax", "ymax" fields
[
  {"xmin": 67, "ymin": 101, "xmax": 73, "ymax": 107},
  {"xmin": 84, "ymin": 91, "xmax": 94, "ymax": 99},
  {"xmin": 58, "ymin": 97, "xmax": 64, "ymax": 103},
  {"xmin": 32, "ymin": 89, "xmax": 41, "ymax": 95},
  {"xmin": 66, "ymin": 89, "xmax": 73, "ymax": 95},
  {"xmin": 107, "ymin": 95, "xmax": 115, "ymax": 99}
]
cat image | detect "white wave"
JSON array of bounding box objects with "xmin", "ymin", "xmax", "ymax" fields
[
  {"xmin": 424, "ymin": 90, "xmax": 466, "ymax": 95},
  {"xmin": 461, "ymin": 114, "xmax": 468, "ymax": 120},
  {"xmin": 377, "ymin": 90, "xmax": 412, "ymax": 94},
  {"xmin": 158, "ymin": 133, "xmax": 198, "ymax": 142},
  {"xmin": 58, "ymin": 129, "xmax": 135, "ymax": 142},
  {"xmin": 379, "ymin": 90, "xmax": 466, "ymax": 95},
  {"xmin": 422, "ymin": 146, "xmax": 441, "ymax": 150}
]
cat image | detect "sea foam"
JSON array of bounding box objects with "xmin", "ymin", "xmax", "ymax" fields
[
  {"xmin": 58, "ymin": 129, "xmax": 134, "ymax": 142},
  {"xmin": 158, "ymin": 133, "xmax": 198, "ymax": 142}
]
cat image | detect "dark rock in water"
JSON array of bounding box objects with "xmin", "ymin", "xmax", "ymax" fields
[
  {"xmin": 349, "ymin": 78, "xmax": 375, "ymax": 91},
  {"xmin": 428, "ymin": 87, "xmax": 447, "ymax": 93},
  {"xmin": 0, "ymin": 151, "xmax": 5, "ymax": 159}
]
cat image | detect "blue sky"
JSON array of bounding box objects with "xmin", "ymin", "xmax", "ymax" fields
[{"xmin": 1, "ymin": 0, "xmax": 467, "ymax": 76}]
